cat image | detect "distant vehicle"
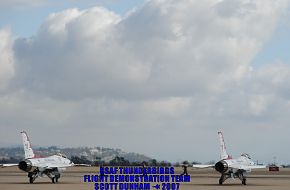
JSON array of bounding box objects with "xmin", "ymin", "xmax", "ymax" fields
[
  {"xmin": 1, "ymin": 131, "xmax": 90, "ymax": 183},
  {"xmin": 269, "ymin": 165, "xmax": 279, "ymax": 171},
  {"xmin": 192, "ymin": 132, "xmax": 266, "ymax": 185}
]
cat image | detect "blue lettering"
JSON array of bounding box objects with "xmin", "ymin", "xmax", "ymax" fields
[
  {"xmin": 170, "ymin": 167, "xmax": 174, "ymax": 174},
  {"xmin": 84, "ymin": 175, "xmax": 90, "ymax": 182},
  {"xmin": 100, "ymin": 167, "xmax": 104, "ymax": 175},
  {"xmin": 110, "ymin": 175, "xmax": 114, "ymax": 182},
  {"xmin": 95, "ymin": 183, "xmax": 99, "ymax": 190}
]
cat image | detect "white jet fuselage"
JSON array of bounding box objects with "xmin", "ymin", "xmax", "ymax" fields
[
  {"xmin": 19, "ymin": 154, "xmax": 73, "ymax": 173},
  {"xmin": 215, "ymin": 154, "xmax": 255, "ymax": 174}
]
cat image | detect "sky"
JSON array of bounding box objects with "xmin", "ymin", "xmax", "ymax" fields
[{"xmin": 1, "ymin": 0, "xmax": 290, "ymax": 164}]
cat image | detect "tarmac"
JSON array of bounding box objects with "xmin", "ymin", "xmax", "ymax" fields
[{"xmin": 1, "ymin": 166, "xmax": 290, "ymax": 190}]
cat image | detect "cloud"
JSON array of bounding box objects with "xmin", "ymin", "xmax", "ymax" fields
[
  {"xmin": 0, "ymin": 0, "xmax": 48, "ymax": 9},
  {"xmin": 11, "ymin": 0, "xmax": 289, "ymax": 101},
  {"xmin": 143, "ymin": 97, "xmax": 192, "ymax": 118},
  {"xmin": 251, "ymin": 61, "xmax": 290, "ymax": 96},
  {"xmin": 1, "ymin": 0, "xmax": 290, "ymax": 162},
  {"xmin": 0, "ymin": 28, "xmax": 14, "ymax": 90},
  {"xmin": 12, "ymin": 6, "xmax": 152, "ymax": 99}
]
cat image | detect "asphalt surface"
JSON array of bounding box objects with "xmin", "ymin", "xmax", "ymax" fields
[{"xmin": 1, "ymin": 167, "xmax": 290, "ymax": 190}]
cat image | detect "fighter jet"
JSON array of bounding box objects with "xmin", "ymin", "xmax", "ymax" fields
[
  {"xmin": 1, "ymin": 131, "xmax": 90, "ymax": 183},
  {"xmin": 192, "ymin": 131, "xmax": 266, "ymax": 185}
]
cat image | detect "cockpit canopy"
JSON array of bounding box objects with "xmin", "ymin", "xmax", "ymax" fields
[
  {"xmin": 57, "ymin": 153, "xmax": 67, "ymax": 158},
  {"xmin": 241, "ymin": 153, "xmax": 251, "ymax": 159}
]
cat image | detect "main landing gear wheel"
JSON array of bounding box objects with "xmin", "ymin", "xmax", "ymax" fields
[
  {"xmin": 52, "ymin": 175, "xmax": 60, "ymax": 183},
  {"xmin": 242, "ymin": 178, "xmax": 246, "ymax": 185},
  {"xmin": 28, "ymin": 172, "xmax": 35, "ymax": 183},
  {"xmin": 219, "ymin": 176, "xmax": 224, "ymax": 185},
  {"xmin": 29, "ymin": 177, "xmax": 34, "ymax": 184}
]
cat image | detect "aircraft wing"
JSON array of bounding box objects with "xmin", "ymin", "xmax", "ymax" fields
[
  {"xmin": 230, "ymin": 165, "xmax": 266, "ymax": 170},
  {"xmin": 35, "ymin": 163, "xmax": 91, "ymax": 169},
  {"xmin": 192, "ymin": 164, "xmax": 215, "ymax": 169},
  {"xmin": 73, "ymin": 164, "xmax": 91, "ymax": 167},
  {"xmin": 1, "ymin": 163, "xmax": 19, "ymax": 167},
  {"xmin": 34, "ymin": 163, "xmax": 73, "ymax": 169}
]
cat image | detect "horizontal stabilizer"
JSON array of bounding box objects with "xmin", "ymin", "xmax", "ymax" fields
[
  {"xmin": 231, "ymin": 165, "xmax": 267, "ymax": 170},
  {"xmin": 1, "ymin": 163, "xmax": 18, "ymax": 167},
  {"xmin": 73, "ymin": 164, "xmax": 91, "ymax": 167},
  {"xmin": 192, "ymin": 164, "xmax": 215, "ymax": 169}
]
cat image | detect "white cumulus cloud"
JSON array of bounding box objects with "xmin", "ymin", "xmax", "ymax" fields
[{"xmin": 0, "ymin": 28, "xmax": 14, "ymax": 90}]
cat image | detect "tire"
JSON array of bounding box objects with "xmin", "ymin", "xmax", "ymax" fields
[
  {"xmin": 219, "ymin": 178, "xmax": 223, "ymax": 185},
  {"xmin": 242, "ymin": 178, "xmax": 246, "ymax": 185},
  {"xmin": 56, "ymin": 174, "xmax": 60, "ymax": 183},
  {"xmin": 29, "ymin": 177, "xmax": 34, "ymax": 184}
]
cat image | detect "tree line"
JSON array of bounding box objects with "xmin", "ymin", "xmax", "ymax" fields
[
  {"xmin": 70, "ymin": 156, "xmax": 173, "ymax": 166},
  {"xmin": 1, "ymin": 156, "xmax": 205, "ymax": 167}
]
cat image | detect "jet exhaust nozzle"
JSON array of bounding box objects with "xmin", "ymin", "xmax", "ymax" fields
[
  {"xmin": 215, "ymin": 160, "xmax": 229, "ymax": 173},
  {"xmin": 18, "ymin": 160, "xmax": 34, "ymax": 172}
]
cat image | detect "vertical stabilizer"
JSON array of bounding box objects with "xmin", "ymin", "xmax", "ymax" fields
[
  {"xmin": 21, "ymin": 131, "xmax": 35, "ymax": 159},
  {"xmin": 218, "ymin": 131, "xmax": 230, "ymax": 160}
]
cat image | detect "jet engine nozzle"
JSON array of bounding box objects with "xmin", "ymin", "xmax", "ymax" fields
[
  {"xmin": 18, "ymin": 160, "xmax": 34, "ymax": 172},
  {"xmin": 215, "ymin": 160, "xmax": 229, "ymax": 173}
]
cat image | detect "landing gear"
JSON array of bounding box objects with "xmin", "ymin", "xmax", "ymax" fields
[
  {"xmin": 28, "ymin": 171, "xmax": 36, "ymax": 183},
  {"xmin": 27, "ymin": 169, "xmax": 61, "ymax": 184},
  {"xmin": 218, "ymin": 171, "xmax": 247, "ymax": 185},
  {"xmin": 242, "ymin": 177, "xmax": 246, "ymax": 185},
  {"xmin": 238, "ymin": 171, "xmax": 247, "ymax": 185},
  {"xmin": 45, "ymin": 168, "xmax": 60, "ymax": 184},
  {"xmin": 219, "ymin": 175, "xmax": 224, "ymax": 185},
  {"xmin": 219, "ymin": 173, "xmax": 230, "ymax": 185},
  {"xmin": 51, "ymin": 173, "xmax": 60, "ymax": 183},
  {"xmin": 219, "ymin": 178, "xmax": 223, "ymax": 185},
  {"xmin": 29, "ymin": 176, "xmax": 34, "ymax": 183}
]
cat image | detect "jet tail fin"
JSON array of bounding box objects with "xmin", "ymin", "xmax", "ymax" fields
[
  {"xmin": 21, "ymin": 131, "xmax": 35, "ymax": 159},
  {"xmin": 218, "ymin": 131, "xmax": 231, "ymax": 160}
]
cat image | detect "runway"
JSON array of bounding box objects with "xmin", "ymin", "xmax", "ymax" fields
[{"xmin": 1, "ymin": 167, "xmax": 290, "ymax": 190}]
